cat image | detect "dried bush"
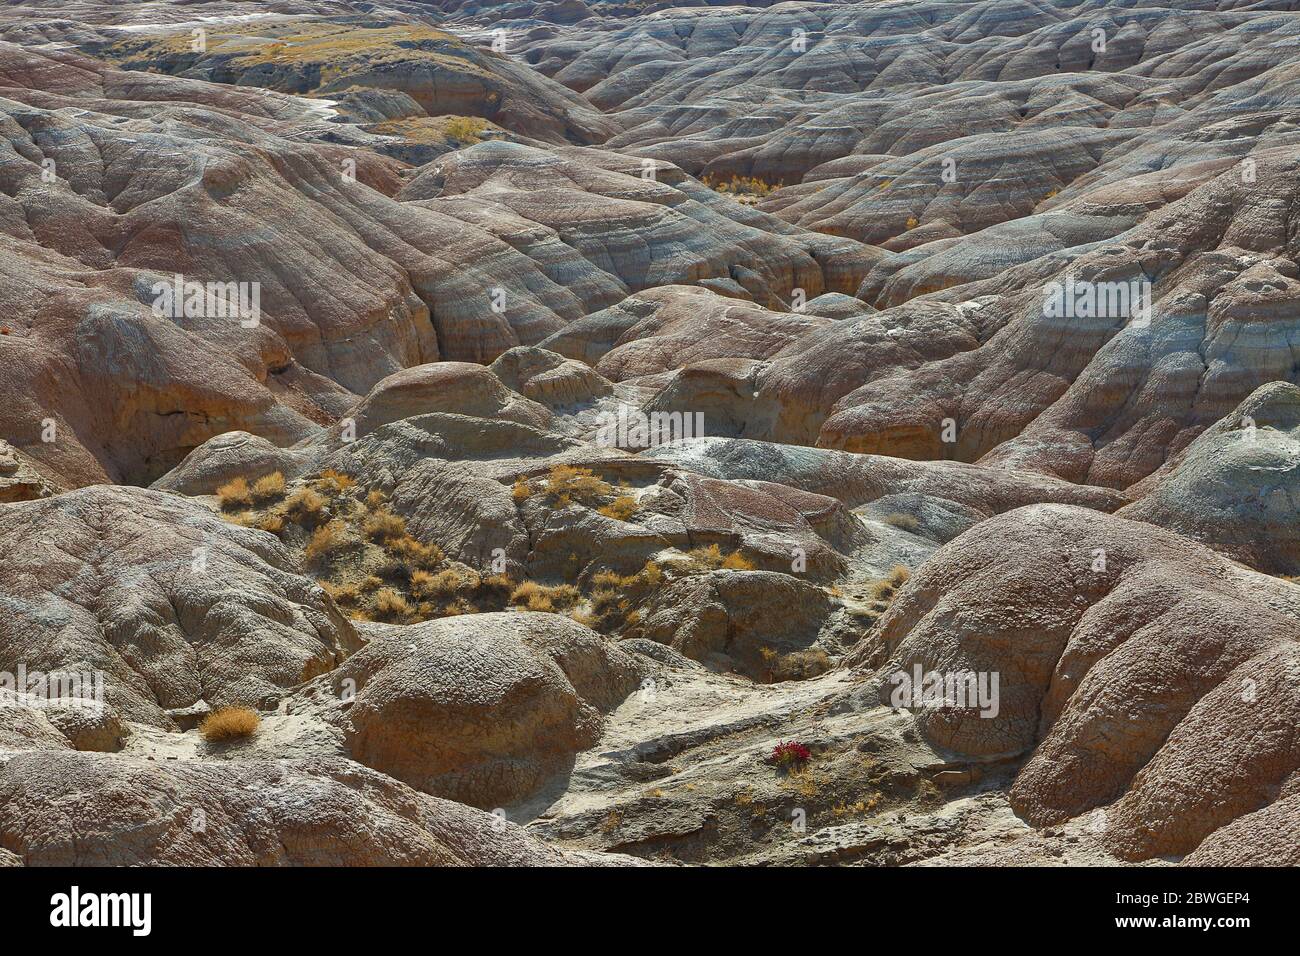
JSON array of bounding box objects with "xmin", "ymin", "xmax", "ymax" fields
[
  {"xmin": 216, "ymin": 477, "xmax": 252, "ymax": 510},
  {"xmin": 250, "ymin": 471, "xmax": 286, "ymax": 503},
  {"xmin": 199, "ymin": 706, "xmax": 261, "ymax": 743},
  {"xmin": 597, "ymin": 496, "xmax": 638, "ymax": 521}
]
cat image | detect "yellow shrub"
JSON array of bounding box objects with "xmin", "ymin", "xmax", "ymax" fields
[
  {"xmin": 686, "ymin": 543, "xmax": 725, "ymax": 570},
  {"xmin": 639, "ymin": 560, "xmax": 663, "ymax": 588},
  {"xmin": 251, "ymin": 471, "xmax": 286, "ymax": 503},
  {"xmin": 509, "ymin": 580, "xmax": 546, "ymax": 608},
  {"xmin": 364, "ymin": 510, "xmax": 407, "ymax": 542},
  {"xmin": 590, "ymin": 570, "xmax": 626, "ymax": 590},
  {"xmin": 597, "ymin": 496, "xmax": 638, "ymax": 521},
  {"xmin": 512, "ymin": 477, "xmax": 533, "ymax": 501},
  {"xmin": 388, "ymin": 534, "xmax": 444, "ymax": 569},
  {"xmin": 199, "ymin": 706, "xmax": 261, "ymax": 742},
  {"xmin": 216, "ymin": 477, "xmax": 252, "ymax": 510},
  {"xmin": 257, "ymin": 512, "xmax": 286, "ymax": 535},
  {"xmin": 440, "ymin": 598, "xmax": 474, "ymax": 617},
  {"xmin": 508, "ymin": 581, "xmax": 579, "ymax": 613},
  {"xmin": 411, "ymin": 566, "xmax": 478, "ymax": 599},
  {"xmin": 305, "ymin": 519, "xmax": 352, "ymax": 563},
  {"xmin": 319, "ymin": 579, "xmax": 360, "ymax": 606},
  {"xmin": 589, "ymin": 588, "xmax": 621, "ymax": 615},
  {"xmin": 545, "ymin": 584, "xmax": 581, "ymax": 609},
  {"xmin": 546, "ymin": 465, "xmax": 612, "ymax": 503},
  {"xmin": 373, "ymin": 587, "xmax": 412, "ymax": 621},
  {"xmin": 445, "ymin": 115, "xmax": 487, "ymax": 143},
  {"xmin": 284, "ymin": 487, "xmax": 327, "ymax": 523},
  {"xmin": 721, "ymin": 551, "xmax": 757, "ymax": 571},
  {"xmin": 480, "ymin": 574, "xmax": 515, "ymax": 601},
  {"xmin": 317, "ymin": 469, "xmax": 356, "ymax": 494}
]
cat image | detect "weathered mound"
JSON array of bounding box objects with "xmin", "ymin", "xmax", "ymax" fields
[
  {"xmin": 489, "ymin": 346, "xmax": 614, "ymax": 407},
  {"xmin": 738, "ymin": 150, "xmax": 1300, "ymax": 493},
  {"xmin": 345, "ymin": 361, "xmax": 552, "ymax": 434},
  {"xmin": 492, "ymin": 1, "xmax": 1300, "ymax": 495},
  {"xmin": 1120, "ymin": 381, "xmax": 1300, "ymax": 575},
  {"xmin": 849, "ymin": 504, "xmax": 1300, "ymax": 863},
  {"xmin": 0, "ymin": 485, "xmax": 360, "ymax": 727},
  {"xmin": 542, "ymin": 285, "xmax": 831, "ymax": 380},
  {"xmin": 290, "ymin": 613, "xmax": 643, "ymax": 809},
  {"xmin": 400, "ymin": 141, "xmax": 874, "ymax": 319},
  {"xmin": 0, "ymin": 751, "xmax": 640, "ymax": 866}
]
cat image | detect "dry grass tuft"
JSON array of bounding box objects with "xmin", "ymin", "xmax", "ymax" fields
[
  {"xmin": 545, "ymin": 465, "xmax": 612, "ymax": 503},
  {"xmin": 373, "ymin": 587, "xmax": 412, "ymax": 621},
  {"xmin": 364, "ymin": 510, "xmax": 407, "ymax": 542},
  {"xmin": 199, "ymin": 706, "xmax": 261, "ymax": 742},
  {"xmin": 305, "ymin": 519, "xmax": 353, "ymax": 563},
  {"xmin": 702, "ymin": 174, "xmax": 779, "ymax": 198},
  {"xmin": 721, "ymin": 551, "xmax": 757, "ymax": 571},
  {"xmin": 319, "ymin": 579, "xmax": 361, "ymax": 607},
  {"xmin": 388, "ymin": 534, "xmax": 443, "ymax": 569},
  {"xmin": 445, "ymin": 115, "xmax": 487, "ymax": 143},
  {"xmin": 284, "ymin": 487, "xmax": 328, "ymax": 523},
  {"xmin": 685, "ymin": 543, "xmax": 725, "ymax": 570},
  {"xmin": 597, "ymin": 495, "xmax": 638, "ymax": 522},
  {"xmin": 686, "ymin": 545, "xmax": 758, "ymax": 572},
  {"xmin": 509, "ymin": 581, "xmax": 581, "ymax": 613},
  {"xmin": 250, "ymin": 471, "xmax": 286, "ymax": 503},
  {"xmin": 317, "ymin": 469, "xmax": 356, "ymax": 494},
  {"xmin": 412, "ymin": 566, "xmax": 479, "ymax": 600},
  {"xmin": 479, "ymin": 573, "xmax": 516, "ymax": 601},
  {"xmin": 216, "ymin": 477, "xmax": 252, "ymax": 510},
  {"xmin": 256, "ymin": 512, "xmax": 286, "ymax": 535}
]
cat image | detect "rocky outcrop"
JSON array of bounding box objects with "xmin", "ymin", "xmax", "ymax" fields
[{"xmin": 640, "ymin": 570, "xmax": 844, "ymax": 680}]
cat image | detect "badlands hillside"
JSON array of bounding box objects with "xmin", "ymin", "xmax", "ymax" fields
[{"xmin": 0, "ymin": 0, "xmax": 1298, "ymax": 868}]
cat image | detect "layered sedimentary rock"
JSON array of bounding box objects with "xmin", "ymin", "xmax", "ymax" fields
[
  {"xmin": 2, "ymin": 0, "xmax": 1299, "ymax": 870},
  {"xmin": 0, "ymin": 38, "xmax": 871, "ymax": 489}
]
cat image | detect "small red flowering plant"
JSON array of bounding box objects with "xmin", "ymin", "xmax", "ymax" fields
[{"xmin": 771, "ymin": 740, "xmax": 812, "ymax": 772}]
